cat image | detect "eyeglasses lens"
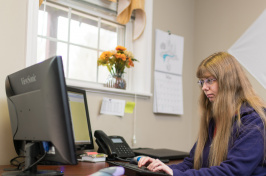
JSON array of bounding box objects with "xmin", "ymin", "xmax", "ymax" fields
[{"xmin": 197, "ymin": 79, "xmax": 215, "ymax": 87}]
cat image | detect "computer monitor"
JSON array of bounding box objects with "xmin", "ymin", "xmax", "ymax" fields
[
  {"xmin": 5, "ymin": 56, "xmax": 77, "ymax": 175},
  {"xmin": 67, "ymin": 86, "xmax": 94, "ymax": 155}
]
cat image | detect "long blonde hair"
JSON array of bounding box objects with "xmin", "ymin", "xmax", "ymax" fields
[{"xmin": 194, "ymin": 52, "xmax": 266, "ymax": 169}]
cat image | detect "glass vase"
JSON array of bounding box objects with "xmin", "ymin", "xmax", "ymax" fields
[{"xmin": 105, "ymin": 73, "xmax": 126, "ymax": 89}]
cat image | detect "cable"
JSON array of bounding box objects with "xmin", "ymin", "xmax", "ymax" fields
[
  {"xmin": 10, "ymin": 156, "xmax": 25, "ymax": 167},
  {"xmin": 22, "ymin": 152, "xmax": 47, "ymax": 172},
  {"xmin": 132, "ymin": 93, "xmax": 137, "ymax": 146},
  {"xmin": 4, "ymin": 156, "xmax": 25, "ymax": 171},
  {"xmin": 8, "ymin": 98, "xmax": 19, "ymax": 141},
  {"xmin": 115, "ymin": 157, "xmax": 131, "ymax": 162}
]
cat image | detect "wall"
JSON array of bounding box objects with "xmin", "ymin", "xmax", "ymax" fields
[
  {"xmin": 0, "ymin": 0, "xmax": 28, "ymax": 164},
  {"xmin": 0, "ymin": 0, "xmax": 265, "ymax": 165}
]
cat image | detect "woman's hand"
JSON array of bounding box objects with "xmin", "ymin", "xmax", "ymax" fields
[{"xmin": 138, "ymin": 157, "xmax": 173, "ymax": 175}]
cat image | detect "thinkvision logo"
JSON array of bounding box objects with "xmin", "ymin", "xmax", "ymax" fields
[{"xmin": 21, "ymin": 74, "xmax": 37, "ymax": 85}]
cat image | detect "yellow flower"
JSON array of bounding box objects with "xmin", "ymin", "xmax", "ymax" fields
[
  {"xmin": 100, "ymin": 51, "xmax": 112, "ymax": 60},
  {"xmin": 115, "ymin": 53, "xmax": 121, "ymax": 59},
  {"xmin": 128, "ymin": 58, "xmax": 134, "ymax": 67},
  {"xmin": 121, "ymin": 54, "xmax": 126, "ymax": 61},
  {"xmin": 98, "ymin": 45, "xmax": 138, "ymax": 76},
  {"xmin": 116, "ymin": 45, "xmax": 127, "ymax": 51}
]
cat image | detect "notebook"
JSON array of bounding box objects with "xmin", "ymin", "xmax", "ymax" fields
[{"xmin": 132, "ymin": 148, "xmax": 189, "ymax": 160}]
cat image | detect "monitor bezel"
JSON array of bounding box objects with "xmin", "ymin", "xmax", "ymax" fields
[{"xmin": 67, "ymin": 86, "xmax": 94, "ymax": 153}]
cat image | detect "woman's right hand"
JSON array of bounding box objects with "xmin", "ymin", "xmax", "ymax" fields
[
  {"xmin": 138, "ymin": 157, "xmax": 155, "ymax": 167},
  {"xmin": 138, "ymin": 157, "xmax": 173, "ymax": 176}
]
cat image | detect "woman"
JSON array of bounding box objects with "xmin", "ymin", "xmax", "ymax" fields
[{"xmin": 138, "ymin": 52, "xmax": 266, "ymax": 175}]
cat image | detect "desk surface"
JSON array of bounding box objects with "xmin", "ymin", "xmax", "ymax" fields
[{"xmin": 0, "ymin": 160, "xmax": 183, "ymax": 176}]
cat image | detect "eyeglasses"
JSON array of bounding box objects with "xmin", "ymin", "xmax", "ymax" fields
[{"xmin": 197, "ymin": 78, "xmax": 217, "ymax": 87}]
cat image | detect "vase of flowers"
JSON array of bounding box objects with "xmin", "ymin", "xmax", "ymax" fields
[{"xmin": 98, "ymin": 45, "xmax": 138, "ymax": 89}]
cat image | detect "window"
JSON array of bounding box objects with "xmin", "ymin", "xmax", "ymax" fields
[
  {"xmin": 37, "ymin": 1, "xmax": 126, "ymax": 85},
  {"xmin": 26, "ymin": 0, "xmax": 152, "ymax": 97}
]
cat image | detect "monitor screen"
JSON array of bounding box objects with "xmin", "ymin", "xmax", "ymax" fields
[
  {"xmin": 67, "ymin": 87, "xmax": 94, "ymax": 154},
  {"xmin": 5, "ymin": 56, "xmax": 77, "ymax": 175}
]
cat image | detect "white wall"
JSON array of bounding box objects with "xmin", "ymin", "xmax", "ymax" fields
[{"xmin": 0, "ymin": 0, "xmax": 28, "ymax": 164}]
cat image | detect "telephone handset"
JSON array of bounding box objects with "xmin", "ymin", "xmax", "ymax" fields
[{"xmin": 94, "ymin": 130, "xmax": 135, "ymax": 160}]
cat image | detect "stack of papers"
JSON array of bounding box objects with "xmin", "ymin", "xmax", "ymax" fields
[{"xmin": 79, "ymin": 152, "xmax": 107, "ymax": 162}]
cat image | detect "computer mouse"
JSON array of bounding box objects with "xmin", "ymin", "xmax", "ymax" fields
[{"xmin": 129, "ymin": 156, "xmax": 145, "ymax": 165}]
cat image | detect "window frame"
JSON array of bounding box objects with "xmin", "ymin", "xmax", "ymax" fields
[
  {"xmin": 26, "ymin": 0, "xmax": 152, "ymax": 98},
  {"xmin": 37, "ymin": 1, "xmax": 127, "ymax": 84}
]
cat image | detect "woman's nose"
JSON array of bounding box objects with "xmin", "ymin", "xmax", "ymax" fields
[{"xmin": 202, "ymin": 82, "xmax": 209, "ymax": 91}]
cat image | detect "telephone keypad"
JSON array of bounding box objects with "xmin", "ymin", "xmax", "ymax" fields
[
  {"xmin": 108, "ymin": 135, "xmax": 135, "ymax": 158},
  {"xmin": 115, "ymin": 144, "xmax": 135, "ymax": 157}
]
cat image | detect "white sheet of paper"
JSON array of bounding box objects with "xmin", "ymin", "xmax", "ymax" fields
[
  {"xmin": 228, "ymin": 9, "xmax": 266, "ymax": 89},
  {"xmin": 100, "ymin": 98, "xmax": 126, "ymax": 116},
  {"xmin": 153, "ymin": 72, "xmax": 183, "ymax": 115},
  {"xmin": 155, "ymin": 29, "xmax": 184, "ymax": 75}
]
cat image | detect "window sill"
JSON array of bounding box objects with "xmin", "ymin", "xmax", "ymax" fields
[{"xmin": 66, "ymin": 79, "xmax": 152, "ymax": 99}]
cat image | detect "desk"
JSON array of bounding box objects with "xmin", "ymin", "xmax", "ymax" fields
[{"xmin": 0, "ymin": 160, "xmax": 183, "ymax": 176}]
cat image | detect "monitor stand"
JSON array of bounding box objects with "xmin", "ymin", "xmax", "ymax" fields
[{"xmin": 2, "ymin": 142, "xmax": 63, "ymax": 176}]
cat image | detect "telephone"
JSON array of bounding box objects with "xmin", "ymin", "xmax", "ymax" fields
[{"xmin": 94, "ymin": 130, "xmax": 135, "ymax": 160}]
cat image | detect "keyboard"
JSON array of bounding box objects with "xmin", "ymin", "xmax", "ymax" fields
[{"xmin": 107, "ymin": 161, "xmax": 170, "ymax": 176}]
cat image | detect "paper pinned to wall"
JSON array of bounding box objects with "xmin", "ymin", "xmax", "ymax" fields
[
  {"xmin": 153, "ymin": 72, "xmax": 183, "ymax": 115},
  {"xmin": 154, "ymin": 29, "xmax": 184, "ymax": 75},
  {"xmin": 153, "ymin": 29, "xmax": 184, "ymax": 115},
  {"xmin": 124, "ymin": 102, "xmax": 136, "ymax": 114},
  {"xmin": 100, "ymin": 98, "xmax": 126, "ymax": 116},
  {"xmin": 228, "ymin": 9, "xmax": 266, "ymax": 89}
]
